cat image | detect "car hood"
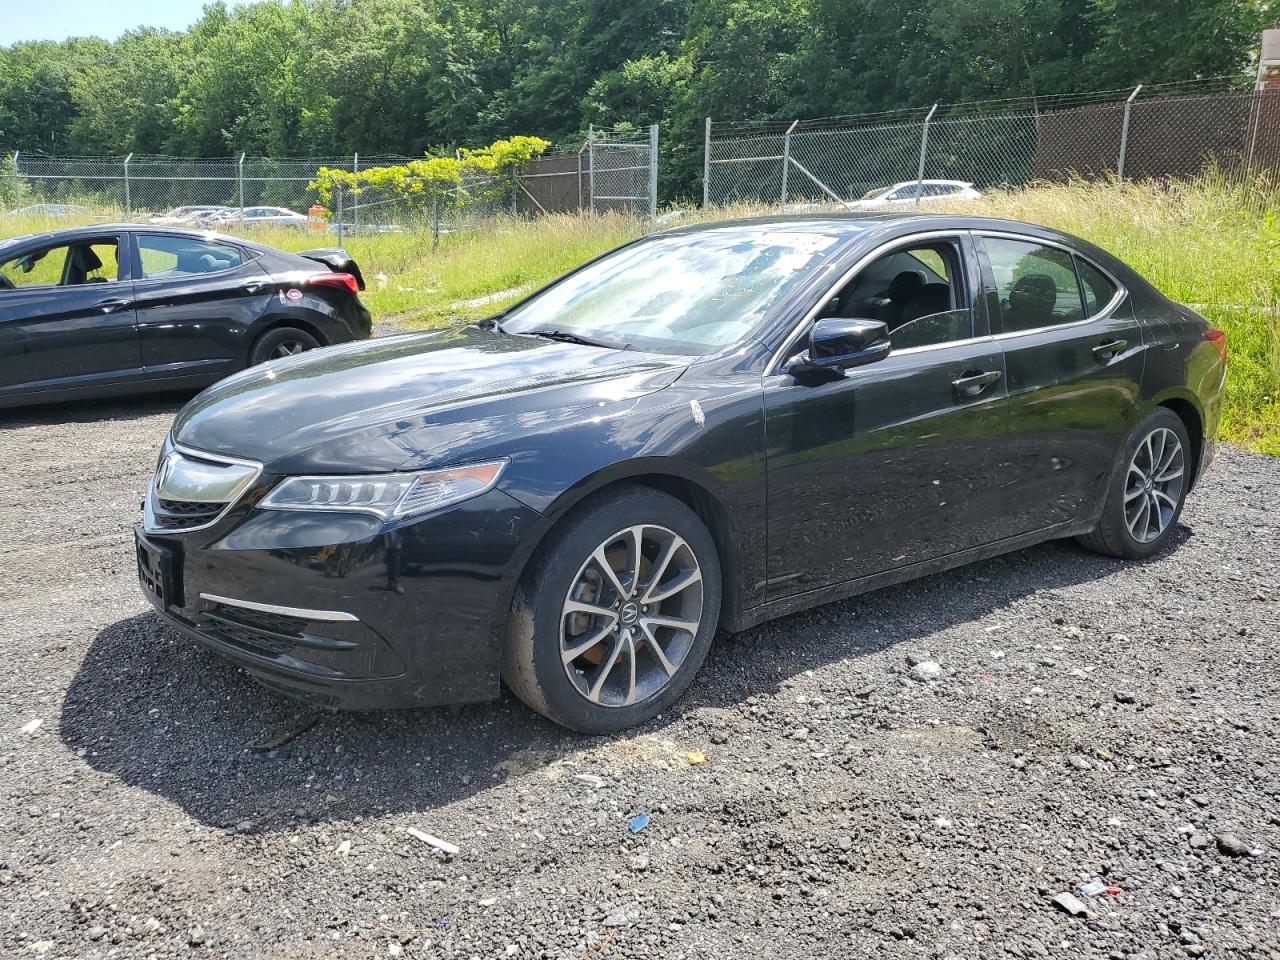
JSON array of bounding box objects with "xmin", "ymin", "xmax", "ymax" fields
[{"xmin": 172, "ymin": 325, "xmax": 691, "ymax": 474}]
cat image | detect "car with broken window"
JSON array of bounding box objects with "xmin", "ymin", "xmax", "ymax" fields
[{"xmin": 0, "ymin": 224, "xmax": 370, "ymax": 408}]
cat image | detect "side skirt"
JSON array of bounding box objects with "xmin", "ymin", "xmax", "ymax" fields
[{"xmin": 726, "ymin": 519, "xmax": 1096, "ymax": 633}]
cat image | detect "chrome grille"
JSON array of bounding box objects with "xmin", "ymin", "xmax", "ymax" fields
[{"xmin": 143, "ymin": 443, "xmax": 263, "ymax": 534}]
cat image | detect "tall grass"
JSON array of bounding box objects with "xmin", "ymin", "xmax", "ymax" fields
[
  {"xmin": 2, "ymin": 178, "xmax": 1277, "ymax": 451},
  {"xmin": 954, "ymin": 176, "xmax": 1280, "ymax": 453}
]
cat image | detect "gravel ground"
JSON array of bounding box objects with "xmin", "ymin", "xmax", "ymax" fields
[{"xmin": 1, "ymin": 383, "xmax": 1278, "ymax": 960}]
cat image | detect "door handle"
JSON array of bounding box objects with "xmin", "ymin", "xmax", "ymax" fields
[
  {"xmin": 242, "ymin": 281, "xmax": 266, "ymax": 294},
  {"xmin": 1091, "ymin": 338, "xmax": 1128, "ymax": 361},
  {"xmin": 952, "ymin": 369, "xmax": 1001, "ymax": 398},
  {"xmin": 94, "ymin": 298, "xmax": 132, "ymax": 314}
]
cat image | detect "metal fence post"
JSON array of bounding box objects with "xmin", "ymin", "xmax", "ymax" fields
[
  {"xmin": 1117, "ymin": 84, "xmax": 1143, "ymax": 183},
  {"xmin": 1246, "ymin": 90, "xmax": 1263, "ymax": 176},
  {"xmin": 577, "ymin": 150, "xmax": 584, "ymax": 211},
  {"xmin": 781, "ymin": 120, "xmax": 798, "ymax": 203},
  {"xmin": 431, "ymin": 195, "xmax": 440, "ymax": 251},
  {"xmin": 11, "ymin": 151, "xmax": 20, "ymax": 210},
  {"xmin": 237, "ymin": 153, "xmax": 246, "ymax": 218},
  {"xmin": 334, "ymin": 185, "xmax": 344, "ymax": 245},
  {"xmin": 703, "ymin": 117, "xmax": 712, "ymax": 207},
  {"xmin": 587, "ymin": 124, "xmax": 595, "ymax": 214},
  {"xmin": 353, "ymin": 152, "xmax": 360, "ymax": 233},
  {"xmin": 123, "ymin": 153, "xmax": 133, "ymax": 214},
  {"xmin": 914, "ymin": 104, "xmax": 937, "ymax": 207},
  {"xmin": 648, "ymin": 123, "xmax": 659, "ymax": 221}
]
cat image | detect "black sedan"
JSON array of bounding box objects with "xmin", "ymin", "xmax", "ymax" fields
[
  {"xmin": 134, "ymin": 215, "xmax": 1227, "ymax": 733},
  {"xmin": 0, "ymin": 225, "xmax": 371, "ymax": 408}
]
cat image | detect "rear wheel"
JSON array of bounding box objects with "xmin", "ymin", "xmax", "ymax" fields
[
  {"xmin": 503, "ymin": 485, "xmax": 721, "ymax": 734},
  {"xmin": 249, "ymin": 326, "xmax": 320, "ymax": 366},
  {"xmin": 1077, "ymin": 408, "xmax": 1191, "ymax": 560}
]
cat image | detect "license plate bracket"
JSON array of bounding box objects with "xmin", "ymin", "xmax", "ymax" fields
[{"xmin": 136, "ymin": 530, "xmax": 184, "ymax": 610}]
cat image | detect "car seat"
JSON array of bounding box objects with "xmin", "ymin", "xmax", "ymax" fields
[
  {"xmin": 875, "ymin": 270, "xmax": 926, "ymax": 327},
  {"xmin": 897, "ymin": 283, "xmax": 951, "ymax": 326},
  {"xmin": 1007, "ymin": 273, "xmax": 1057, "ymax": 329},
  {"xmin": 63, "ymin": 245, "xmax": 105, "ymax": 285}
]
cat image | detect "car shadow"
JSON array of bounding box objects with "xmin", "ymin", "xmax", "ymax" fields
[
  {"xmin": 0, "ymin": 392, "xmax": 193, "ymax": 428},
  {"xmin": 59, "ymin": 529, "xmax": 1190, "ymax": 832}
]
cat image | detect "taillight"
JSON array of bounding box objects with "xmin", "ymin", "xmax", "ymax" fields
[
  {"xmin": 308, "ymin": 272, "xmax": 359, "ymax": 296},
  {"xmin": 1204, "ymin": 328, "xmax": 1227, "ymax": 362}
]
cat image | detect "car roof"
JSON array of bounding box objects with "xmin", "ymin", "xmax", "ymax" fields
[
  {"xmin": 888, "ymin": 179, "xmax": 973, "ymax": 189},
  {"xmin": 0, "ymin": 222, "xmax": 280, "ymax": 257},
  {"xmin": 655, "ymin": 212, "xmax": 1146, "ymax": 298},
  {"xmin": 656, "ymin": 212, "xmax": 1059, "ymax": 239}
]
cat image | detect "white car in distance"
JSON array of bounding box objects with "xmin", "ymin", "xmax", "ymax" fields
[
  {"xmin": 147, "ymin": 206, "xmax": 229, "ymax": 226},
  {"xmin": 848, "ymin": 180, "xmax": 981, "ymax": 210},
  {"xmin": 207, "ymin": 206, "xmax": 309, "ymax": 229}
]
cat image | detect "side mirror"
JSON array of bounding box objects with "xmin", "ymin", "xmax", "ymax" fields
[{"xmin": 786, "ymin": 318, "xmax": 891, "ymax": 376}]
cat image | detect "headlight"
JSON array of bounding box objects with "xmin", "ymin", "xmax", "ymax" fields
[{"xmin": 258, "ymin": 460, "xmax": 507, "ymax": 520}]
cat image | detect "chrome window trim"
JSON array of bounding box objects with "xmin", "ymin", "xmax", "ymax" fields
[
  {"xmin": 198, "ymin": 593, "xmax": 360, "ymax": 623},
  {"xmin": 766, "ymin": 229, "xmax": 973, "ymax": 375},
  {"xmin": 888, "ymin": 332, "xmax": 999, "ymax": 358},
  {"xmin": 975, "ymin": 230, "xmax": 1128, "ymax": 340},
  {"xmin": 142, "ymin": 441, "xmax": 264, "ymax": 535}
]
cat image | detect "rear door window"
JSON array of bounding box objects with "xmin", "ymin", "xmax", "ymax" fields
[
  {"xmin": 138, "ymin": 235, "xmax": 243, "ymax": 279},
  {"xmin": 984, "ymin": 237, "xmax": 1085, "ymax": 333},
  {"xmin": 1076, "ymin": 257, "xmax": 1118, "ymax": 316}
]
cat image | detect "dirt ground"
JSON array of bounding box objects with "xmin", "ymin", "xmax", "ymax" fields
[{"xmin": 1, "ymin": 387, "xmax": 1277, "ymax": 959}]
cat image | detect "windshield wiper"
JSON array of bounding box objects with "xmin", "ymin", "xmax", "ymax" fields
[{"xmin": 521, "ymin": 328, "xmax": 625, "ymax": 350}]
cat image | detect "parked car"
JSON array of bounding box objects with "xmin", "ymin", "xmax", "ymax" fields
[
  {"xmin": 207, "ymin": 206, "xmax": 309, "ymax": 229},
  {"xmin": 147, "ymin": 206, "xmax": 230, "ymax": 226},
  {"xmin": 3, "ymin": 203, "xmax": 89, "ymax": 220},
  {"xmin": 0, "ymin": 224, "xmax": 370, "ymax": 408},
  {"xmin": 848, "ymin": 180, "xmax": 981, "ymax": 210},
  {"xmin": 134, "ymin": 214, "xmax": 1226, "ymax": 733}
]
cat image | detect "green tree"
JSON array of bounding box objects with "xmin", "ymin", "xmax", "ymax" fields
[
  {"xmin": 1085, "ymin": 0, "xmax": 1274, "ymax": 87},
  {"xmin": 69, "ymin": 29, "xmax": 188, "ymax": 154}
]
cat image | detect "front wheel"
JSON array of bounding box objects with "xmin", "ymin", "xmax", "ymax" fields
[
  {"xmin": 502, "ymin": 485, "xmax": 721, "ymax": 734},
  {"xmin": 1077, "ymin": 408, "xmax": 1191, "ymax": 560}
]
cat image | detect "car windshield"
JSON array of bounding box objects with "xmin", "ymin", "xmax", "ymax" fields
[
  {"xmin": 861, "ymin": 187, "xmax": 893, "ymax": 200},
  {"xmin": 498, "ymin": 227, "xmax": 846, "ymax": 355}
]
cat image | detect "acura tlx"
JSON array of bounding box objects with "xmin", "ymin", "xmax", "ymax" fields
[{"xmin": 135, "ymin": 214, "xmax": 1225, "ymax": 733}]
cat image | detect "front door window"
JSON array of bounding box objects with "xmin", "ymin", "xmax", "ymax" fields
[{"xmin": 0, "ymin": 240, "xmax": 121, "ymax": 289}]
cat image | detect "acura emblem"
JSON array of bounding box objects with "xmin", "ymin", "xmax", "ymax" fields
[{"xmin": 155, "ymin": 453, "xmax": 177, "ymax": 494}]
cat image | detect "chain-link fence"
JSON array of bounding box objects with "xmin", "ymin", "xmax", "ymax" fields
[
  {"xmin": 704, "ymin": 80, "xmax": 1280, "ymax": 207},
  {"xmin": 329, "ymin": 173, "xmax": 514, "ymax": 248},
  {"xmin": 517, "ymin": 125, "xmax": 658, "ymax": 217},
  {"xmin": 2, "ymin": 124, "xmax": 659, "ymax": 224}
]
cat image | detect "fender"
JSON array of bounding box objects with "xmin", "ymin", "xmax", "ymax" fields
[{"xmin": 503, "ymin": 455, "xmax": 752, "ymax": 631}]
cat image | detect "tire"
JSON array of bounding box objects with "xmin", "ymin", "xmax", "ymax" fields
[
  {"xmin": 1076, "ymin": 408, "xmax": 1191, "ymax": 560},
  {"xmin": 502, "ymin": 484, "xmax": 722, "ymax": 734},
  {"xmin": 249, "ymin": 326, "xmax": 320, "ymax": 366}
]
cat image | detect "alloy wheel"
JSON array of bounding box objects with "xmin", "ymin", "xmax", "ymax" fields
[
  {"xmin": 1124, "ymin": 426, "xmax": 1185, "ymax": 543},
  {"xmin": 272, "ymin": 340, "xmax": 310, "ymax": 359},
  {"xmin": 559, "ymin": 524, "xmax": 704, "ymax": 708}
]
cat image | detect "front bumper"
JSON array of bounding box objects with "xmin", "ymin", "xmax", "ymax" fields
[{"xmin": 136, "ymin": 486, "xmax": 544, "ymax": 710}]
